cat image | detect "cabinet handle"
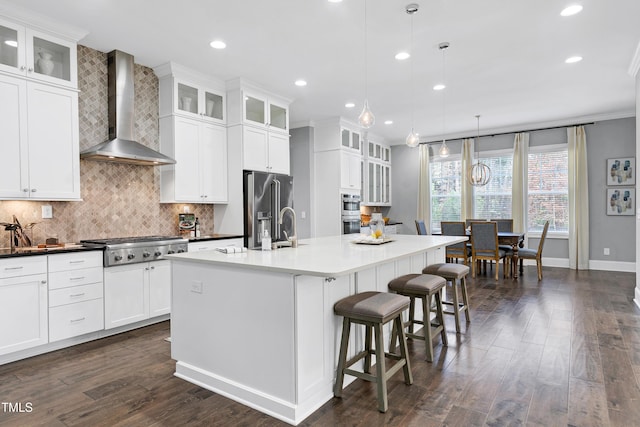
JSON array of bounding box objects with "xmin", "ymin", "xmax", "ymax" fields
[
  {"xmin": 31, "ymin": 188, "xmax": 37, "ymax": 192},
  {"xmin": 22, "ymin": 188, "xmax": 29, "ymax": 193},
  {"xmin": 70, "ymin": 317, "xmax": 86, "ymax": 323},
  {"xmin": 69, "ymin": 276, "xmax": 85, "ymax": 281},
  {"xmin": 69, "ymin": 260, "xmax": 85, "ymax": 264},
  {"xmin": 69, "ymin": 293, "xmax": 85, "ymax": 298},
  {"xmin": 4, "ymin": 266, "xmax": 24, "ymax": 270},
  {"xmin": 41, "ymin": 280, "xmax": 47, "ymax": 284},
  {"xmin": 150, "ymin": 266, "xmax": 155, "ymax": 270}
]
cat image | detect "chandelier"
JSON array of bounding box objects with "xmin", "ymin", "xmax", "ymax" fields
[
  {"xmin": 437, "ymin": 42, "xmax": 450, "ymax": 157},
  {"xmin": 467, "ymin": 115, "xmax": 491, "ymax": 186},
  {"xmin": 405, "ymin": 3, "xmax": 419, "ymax": 147},
  {"xmin": 358, "ymin": 0, "xmax": 375, "ymax": 129}
]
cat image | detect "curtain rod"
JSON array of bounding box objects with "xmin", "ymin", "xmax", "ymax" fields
[{"xmin": 421, "ymin": 121, "xmax": 595, "ymax": 145}]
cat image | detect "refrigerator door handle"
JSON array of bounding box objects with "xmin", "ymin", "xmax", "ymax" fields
[{"xmin": 273, "ymin": 178, "xmax": 281, "ymax": 240}]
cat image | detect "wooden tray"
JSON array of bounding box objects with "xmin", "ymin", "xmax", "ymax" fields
[{"xmin": 352, "ymin": 237, "xmax": 395, "ymax": 245}]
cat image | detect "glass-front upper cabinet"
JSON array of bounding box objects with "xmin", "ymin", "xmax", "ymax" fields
[
  {"xmin": 175, "ymin": 80, "xmax": 225, "ymax": 123},
  {"xmin": 243, "ymin": 90, "xmax": 289, "ymax": 133},
  {"xmin": 341, "ymin": 128, "xmax": 361, "ymax": 153},
  {"xmin": 0, "ymin": 19, "xmax": 77, "ymax": 88}
]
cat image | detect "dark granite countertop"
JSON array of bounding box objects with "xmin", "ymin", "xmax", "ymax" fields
[{"xmin": 0, "ymin": 245, "xmax": 103, "ymax": 259}]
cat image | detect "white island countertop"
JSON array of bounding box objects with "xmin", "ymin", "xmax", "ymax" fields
[{"xmin": 167, "ymin": 234, "xmax": 466, "ymax": 277}]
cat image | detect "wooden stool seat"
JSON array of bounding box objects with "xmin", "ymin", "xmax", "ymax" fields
[
  {"xmin": 388, "ymin": 274, "xmax": 447, "ymax": 362},
  {"xmin": 333, "ymin": 291, "xmax": 413, "ymax": 413},
  {"xmin": 423, "ymin": 263, "xmax": 471, "ymax": 333}
]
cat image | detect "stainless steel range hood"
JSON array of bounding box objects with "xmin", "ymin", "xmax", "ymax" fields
[{"xmin": 80, "ymin": 50, "xmax": 175, "ymax": 166}]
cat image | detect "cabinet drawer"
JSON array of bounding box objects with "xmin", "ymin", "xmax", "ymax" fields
[
  {"xmin": 49, "ymin": 282, "xmax": 103, "ymax": 307},
  {"xmin": 0, "ymin": 256, "xmax": 47, "ymax": 279},
  {"xmin": 49, "ymin": 298, "xmax": 104, "ymax": 342},
  {"xmin": 48, "ymin": 251, "xmax": 103, "ymax": 272},
  {"xmin": 48, "ymin": 266, "xmax": 103, "ymax": 290}
]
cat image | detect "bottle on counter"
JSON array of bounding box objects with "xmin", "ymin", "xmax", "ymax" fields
[
  {"xmin": 261, "ymin": 229, "xmax": 272, "ymax": 251},
  {"xmin": 195, "ymin": 217, "xmax": 201, "ymax": 238}
]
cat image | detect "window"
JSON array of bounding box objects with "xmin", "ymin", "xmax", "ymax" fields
[
  {"xmin": 473, "ymin": 151, "xmax": 513, "ymax": 219},
  {"xmin": 430, "ymin": 156, "xmax": 462, "ymax": 232},
  {"xmin": 428, "ymin": 143, "xmax": 569, "ymax": 235},
  {"xmin": 527, "ymin": 145, "xmax": 568, "ymax": 233}
]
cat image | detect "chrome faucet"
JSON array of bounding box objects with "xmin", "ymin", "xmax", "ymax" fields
[{"xmin": 278, "ymin": 207, "xmax": 298, "ymax": 248}]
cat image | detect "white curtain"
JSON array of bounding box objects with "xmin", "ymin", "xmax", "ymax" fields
[
  {"xmin": 568, "ymin": 126, "xmax": 589, "ymax": 269},
  {"xmin": 461, "ymin": 138, "xmax": 474, "ymax": 220},
  {"xmin": 417, "ymin": 144, "xmax": 432, "ymax": 233},
  {"xmin": 512, "ymin": 133, "xmax": 529, "ymax": 233}
]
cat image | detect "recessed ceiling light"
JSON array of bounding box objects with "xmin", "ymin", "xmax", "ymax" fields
[
  {"xmin": 345, "ymin": 102, "xmax": 355, "ymax": 108},
  {"xmin": 295, "ymin": 79, "xmax": 307, "ymax": 87},
  {"xmin": 560, "ymin": 4, "xmax": 583, "ymax": 16},
  {"xmin": 395, "ymin": 52, "xmax": 410, "ymax": 60},
  {"xmin": 209, "ymin": 40, "xmax": 226, "ymax": 49},
  {"xmin": 433, "ymin": 83, "xmax": 446, "ymax": 91},
  {"xmin": 328, "ymin": 0, "xmax": 343, "ymax": 3},
  {"xmin": 384, "ymin": 120, "xmax": 393, "ymax": 125},
  {"xmin": 565, "ymin": 56, "xmax": 583, "ymax": 63},
  {"xmin": 4, "ymin": 40, "xmax": 17, "ymax": 47}
]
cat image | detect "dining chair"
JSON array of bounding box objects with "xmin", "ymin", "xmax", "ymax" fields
[
  {"xmin": 440, "ymin": 221, "xmax": 470, "ymax": 265},
  {"xmin": 518, "ymin": 221, "xmax": 550, "ymax": 280},
  {"xmin": 490, "ymin": 219, "xmax": 513, "ymax": 232},
  {"xmin": 465, "ymin": 219, "xmax": 486, "ymax": 228},
  {"xmin": 491, "ymin": 218, "xmax": 515, "ymax": 253},
  {"xmin": 470, "ymin": 221, "xmax": 512, "ymax": 280},
  {"xmin": 415, "ymin": 220, "xmax": 428, "ymax": 235}
]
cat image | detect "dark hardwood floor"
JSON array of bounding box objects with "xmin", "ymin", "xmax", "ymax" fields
[{"xmin": 1, "ymin": 266, "xmax": 639, "ymax": 426}]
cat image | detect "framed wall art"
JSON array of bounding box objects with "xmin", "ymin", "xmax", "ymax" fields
[
  {"xmin": 607, "ymin": 188, "xmax": 634, "ymax": 216},
  {"xmin": 607, "ymin": 157, "xmax": 635, "ymax": 186}
]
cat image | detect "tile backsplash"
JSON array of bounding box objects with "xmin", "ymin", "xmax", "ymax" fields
[{"xmin": 0, "ymin": 45, "xmax": 213, "ymax": 247}]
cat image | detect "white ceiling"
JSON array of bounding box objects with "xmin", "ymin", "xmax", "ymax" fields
[{"xmin": 3, "ymin": 0, "xmax": 640, "ymax": 144}]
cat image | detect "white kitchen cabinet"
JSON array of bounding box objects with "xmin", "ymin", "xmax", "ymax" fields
[
  {"xmin": 340, "ymin": 151, "xmax": 362, "ymax": 191},
  {"xmin": 0, "ymin": 256, "xmax": 48, "ymax": 356},
  {"xmin": 240, "ymin": 88, "xmax": 289, "ymax": 134},
  {"xmin": 363, "ymin": 135, "xmax": 391, "ymax": 206},
  {"xmin": 48, "ymin": 251, "xmax": 103, "ymax": 342},
  {"xmin": 159, "ymin": 116, "xmax": 227, "ymax": 203},
  {"xmin": 365, "ymin": 161, "xmax": 391, "ymax": 206},
  {"xmin": 341, "ymin": 128, "xmax": 362, "ymax": 153},
  {"xmin": 155, "ymin": 62, "xmax": 225, "ymax": 124},
  {"xmin": 156, "ymin": 63, "xmax": 228, "ymax": 204},
  {"xmin": 242, "ymin": 126, "xmax": 290, "ymax": 174},
  {"xmin": 0, "ymin": 74, "xmax": 80, "ymax": 200},
  {"xmin": 104, "ymin": 260, "xmax": 171, "ymax": 329},
  {"xmin": 0, "ymin": 17, "xmax": 78, "ymax": 89}
]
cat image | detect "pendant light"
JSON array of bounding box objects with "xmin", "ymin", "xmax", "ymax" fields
[
  {"xmin": 405, "ymin": 3, "xmax": 419, "ymax": 147},
  {"xmin": 467, "ymin": 115, "xmax": 491, "ymax": 186},
  {"xmin": 437, "ymin": 42, "xmax": 450, "ymax": 157},
  {"xmin": 358, "ymin": 0, "xmax": 375, "ymax": 129}
]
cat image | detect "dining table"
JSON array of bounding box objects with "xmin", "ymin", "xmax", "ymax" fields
[
  {"xmin": 432, "ymin": 228, "xmax": 526, "ymax": 278},
  {"xmin": 494, "ymin": 231, "xmax": 526, "ymax": 278}
]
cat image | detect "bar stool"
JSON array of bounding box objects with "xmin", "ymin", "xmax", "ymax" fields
[
  {"xmin": 422, "ymin": 263, "xmax": 471, "ymax": 333},
  {"xmin": 388, "ymin": 274, "xmax": 447, "ymax": 362},
  {"xmin": 333, "ymin": 291, "xmax": 413, "ymax": 413}
]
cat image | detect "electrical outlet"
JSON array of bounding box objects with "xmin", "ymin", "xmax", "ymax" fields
[
  {"xmin": 190, "ymin": 281, "xmax": 203, "ymax": 294},
  {"xmin": 604, "ymin": 248, "xmax": 610, "ymax": 256},
  {"xmin": 41, "ymin": 205, "xmax": 53, "ymax": 219}
]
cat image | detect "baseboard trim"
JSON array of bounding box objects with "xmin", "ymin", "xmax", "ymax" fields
[{"xmin": 520, "ymin": 257, "xmax": 635, "ymax": 272}]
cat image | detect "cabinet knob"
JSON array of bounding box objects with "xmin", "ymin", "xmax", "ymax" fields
[
  {"xmin": 20, "ymin": 65, "xmax": 26, "ymax": 71},
  {"xmin": 27, "ymin": 67, "xmax": 33, "ymax": 72},
  {"xmin": 41, "ymin": 280, "xmax": 46, "ymax": 284},
  {"xmin": 23, "ymin": 188, "xmax": 29, "ymax": 193},
  {"xmin": 31, "ymin": 189, "xmax": 37, "ymax": 192}
]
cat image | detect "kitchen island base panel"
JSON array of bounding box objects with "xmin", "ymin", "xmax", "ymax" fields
[{"xmin": 169, "ymin": 235, "xmax": 457, "ymax": 424}]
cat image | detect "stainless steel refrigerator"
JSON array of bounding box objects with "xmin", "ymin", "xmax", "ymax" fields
[{"xmin": 243, "ymin": 170, "xmax": 294, "ymax": 249}]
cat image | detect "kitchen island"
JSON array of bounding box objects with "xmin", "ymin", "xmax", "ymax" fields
[{"xmin": 168, "ymin": 234, "xmax": 466, "ymax": 425}]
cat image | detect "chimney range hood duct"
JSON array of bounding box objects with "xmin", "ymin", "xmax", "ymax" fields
[{"xmin": 80, "ymin": 50, "xmax": 176, "ymax": 166}]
